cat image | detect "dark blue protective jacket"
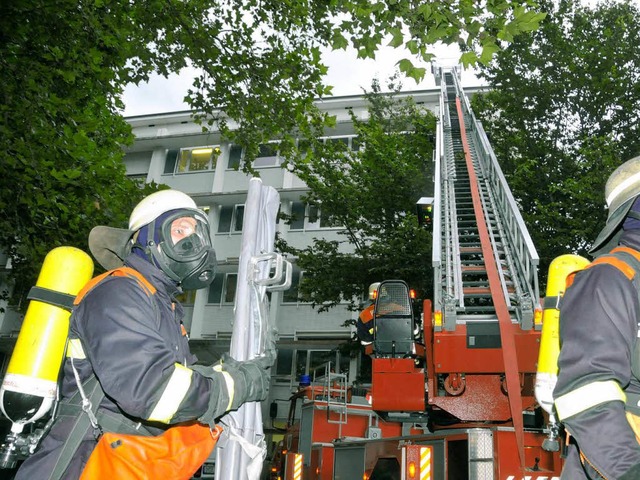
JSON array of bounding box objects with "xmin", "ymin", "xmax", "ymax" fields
[
  {"xmin": 554, "ymin": 230, "xmax": 640, "ymax": 479},
  {"xmin": 15, "ymin": 254, "xmax": 227, "ymax": 479}
]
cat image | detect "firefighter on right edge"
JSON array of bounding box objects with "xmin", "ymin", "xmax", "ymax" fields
[{"xmin": 554, "ymin": 156, "xmax": 640, "ymax": 479}]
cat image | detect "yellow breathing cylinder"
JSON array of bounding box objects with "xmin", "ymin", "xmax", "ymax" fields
[
  {"xmin": 535, "ymin": 254, "xmax": 590, "ymax": 415},
  {"xmin": 0, "ymin": 246, "xmax": 94, "ymax": 433}
]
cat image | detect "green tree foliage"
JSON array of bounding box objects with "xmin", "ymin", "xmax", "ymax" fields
[
  {"xmin": 0, "ymin": 2, "xmax": 162, "ymax": 303},
  {"xmin": 1, "ymin": 0, "xmax": 544, "ymax": 301},
  {"xmin": 472, "ymin": 0, "xmax": 640, "ymax": 278},
  {"xmin": 278, "ymin": 80, "xmax": 436, "ymax": 313}
]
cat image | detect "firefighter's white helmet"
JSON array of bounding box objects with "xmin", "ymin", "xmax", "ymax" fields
[
  {"xmin": 591, "ymin": 155, "xmax": 640, "ymax": 254},
  {"xmin": 129, "ymin": 189, "xmax": 198, "ymax": 231}
]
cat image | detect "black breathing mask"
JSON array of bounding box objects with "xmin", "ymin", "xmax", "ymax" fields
[{"xmin": 147, "ymin": 209, "xmax": 217, "ymax": 290}]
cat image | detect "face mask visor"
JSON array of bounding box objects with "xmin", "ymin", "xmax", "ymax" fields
[{"xmin": 159, "ymin": 210, "xmax": 212, "ymax": 263}]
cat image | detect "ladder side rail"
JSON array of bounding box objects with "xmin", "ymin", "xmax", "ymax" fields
[
  {"xmin": 449, "ymin": 183, "xmax": 464, "ymax": 309},
  {"xmin": 443, "ymin": 78, "xmax": 466, "ymax": 315},
  {"xmin": 432, "ymin": 94, "xmax": 444, "ymax": 318},
  {"xmin": 470, "ymin": 119, "xmax": 539, "ymax": 327},
  {"xmin": 437, "ymin": 84, "xmax": 461, "ymax": 328},
  {"xmin": 440, "ymin": 87, "xmax": 465, "ymax": 329},
  {"xmin": 442, "ymin": 126, "xmax": 460, "ymax": 300}
]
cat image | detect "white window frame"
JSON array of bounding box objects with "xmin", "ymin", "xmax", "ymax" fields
[
  {"xmin": 227, "ymin": 144, "xmax": 244, "ymax": 170},
  {"xmin": 217, "ymin": 204, "xmax": 245, "ymax": 233}
]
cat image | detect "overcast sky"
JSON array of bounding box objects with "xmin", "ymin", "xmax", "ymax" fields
[{"xmin": 121, "ymin": 43, "xmax": 484, "ymax": 117}]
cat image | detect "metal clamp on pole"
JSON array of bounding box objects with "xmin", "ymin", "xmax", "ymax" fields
[{"xmin": 249, "ymin": 252, "xmax": 292, "ymax": 291}]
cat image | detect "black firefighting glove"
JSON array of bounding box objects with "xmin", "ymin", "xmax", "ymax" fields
[
  {"xmin": 193, "ymin": 355, "xmax": 272, "ymax": 427},
  {"xmin": 223, "ymin": 357, "xmax": 271, "ymax": 409}
]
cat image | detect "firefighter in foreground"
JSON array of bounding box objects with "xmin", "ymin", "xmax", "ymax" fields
[
  {"xmin": 15, "ymin": 189, "xmax": 273, "ymax": 479},
  {"xmin": 554, "ymin": 156, "xmax": 640, "ymax": 479}
]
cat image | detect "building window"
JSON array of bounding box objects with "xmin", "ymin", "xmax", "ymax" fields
[
  {"xmin": 289, "ymin": 202, "xmax": 306, "ymax": 230},
  {"xmin": 275, "ymin": 349, "xmax": 294, "ymax": 376},
  {"xmin": 207, "ymin": 274, "xmax": 225, "ymax": 304},
  {"xmin": 282, "ymin": 265, "xmax": 303, "ymax": 303},
  {"xmin": 206, "ymin": 273, "xmax": 237, "ymax": 304},
  {"xmin": 218, "ymin": 205, "xmax": 245, "ymax": 233},
  {"xmin": 307, "ymin": 204, "xmax": 321, "ymax": 229},
  {"xmin": 254, "ymin": 143, "xmax": 281, "ymax": 168},
  {"xmin": 224, "ymin": 274, "xmax": 238, "ymax": 304},
  {"xmin": 288, "ymin": 202, "xmax": 337, "ymax": 230},
  {"xmin": 164, "ymin": 149, "xmax": 179, "ymax": 174},
  {"xmin": 175, "ymin": 146, "xmax": 220, "ymax": 173},
  {"xmin": 228, "ymin": 145, "xmax": 243, "ymax": 170},
  {"xmin": 295, "ymin": 349, "xmax": 309, "ymax": 379},
  {"xmin": 326, "ymin": 135, "xmax": 360, "ymax": 151}
]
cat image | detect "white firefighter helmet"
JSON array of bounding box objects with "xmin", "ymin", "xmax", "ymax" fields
[
  {"xmin": 591, "ymin": 156, "xmax": 640, "ymax": 255},
  {"xmin": 129, "ymin": 189, "xmax": 198, "ymax": 231}
]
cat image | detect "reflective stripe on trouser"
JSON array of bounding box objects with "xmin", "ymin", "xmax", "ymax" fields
[
  {"xmin": 555, "ymin": 380, "xmax": 626, "ymax": 421},
  {"xmin": 148, "ymin": 363, "xmax": 193, "ymax": 423}
]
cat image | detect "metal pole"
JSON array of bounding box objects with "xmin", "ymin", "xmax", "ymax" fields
[{"xmin": 216, "ymin": 178, "xmax": 280, "ymax": 480}]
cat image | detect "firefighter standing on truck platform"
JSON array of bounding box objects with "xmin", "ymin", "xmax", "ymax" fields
[
  {"xmin": 356, "ymin": 282, "xmax": 379, "ymax": 346},
  {"xmin": 554, "ymin": 156, "xmax": 640, "ymax": 479},
  {"xmin": 15, "ymin": 189, "xmax": 274, "ymax": 479}
]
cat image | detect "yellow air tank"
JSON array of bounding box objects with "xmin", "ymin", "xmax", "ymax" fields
[
  {"xmin": 0, "ymin": 246, "xmax": 93, "ymax": 433},
  {"xmin": 535, "ymin": 254, "xmax": 590, "ymax": 414}
]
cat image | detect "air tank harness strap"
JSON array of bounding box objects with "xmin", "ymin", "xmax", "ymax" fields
[
  {"xmin": 73, "ymin": 266, "xmax": 156, "ymax": 306},
  {"xmin": 27, "ymin": 286, "xmax": 76, "ymax": 310}
]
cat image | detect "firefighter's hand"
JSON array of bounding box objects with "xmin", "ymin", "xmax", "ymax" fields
[
  {"xmin": 231, "ymin": 358, "xmax": 271, "ymax": 406},
  {"xmin": 193, "ymin": 359, "xmax": 270, "ymax": 426}
]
